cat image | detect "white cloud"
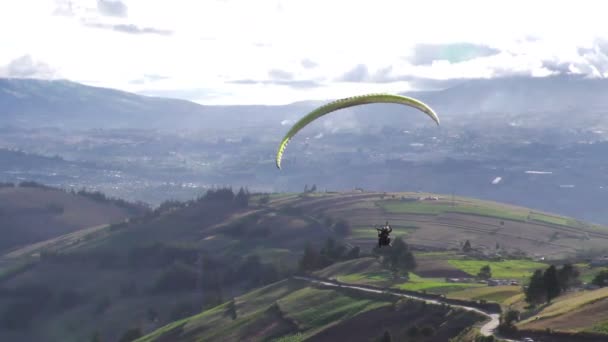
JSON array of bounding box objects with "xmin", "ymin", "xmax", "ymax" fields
[{"xmin": 1, "ymin": 0, "xmax": 608, "ymax": 104}]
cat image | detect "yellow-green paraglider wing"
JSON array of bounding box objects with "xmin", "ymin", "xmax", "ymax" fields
[{"xmin": 275, "ymin": 93, "xmax": 440, "ymax": 169}]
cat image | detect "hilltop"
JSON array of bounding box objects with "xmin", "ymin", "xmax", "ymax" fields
[
  {"xmin": 0, "ymin": 182, "xmax": 148, "ymax": 254},
  {"xmin": 1, "ymin": 189, "xmax": 607, "ymax": 341}
]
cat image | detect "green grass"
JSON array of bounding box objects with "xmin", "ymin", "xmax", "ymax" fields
[
  {"xmin": 378, "ymin": 201, "xmax": 526, "ymax": 221},
  {"xmin": 519, "ymin": 287, "xmax": 608, "ymax": 326},
  {"xmin": 414, "ymin": 251, "xmax": 462, "ymax": 260},
  {"xmin": 139, "ymin": 279, "xmax": 391, "ymax": 342},
  {"xmin": 448, "ymin": 286, "xmax": 522, "ymax": 304},
  {"xmin": 394, "ymin": 273, "xmax": 484, "ymax": 294},
  {"xmin": 272, "ymin": 333, "xmax": 304, "ymax": 342},
  {"xmin": 588, "ymin": 321, "xmax": 608, "ymax": 334},
  {"xmin": 279, "ymin": 287, "xmax": 390, "ymax": 334},
  {"xmin": 447, "ymin": 259, "xmax": 547, "ymax": 280},
  {"xmin": 528, "ymin": 212, "xmax": 582, "ymax": 227},
  {"xmin": 577, "ymin": 263, "xmax": 608, "ymax": 283},
  {"xmin": 337, "ymin": 271, "xmax": 393, "ymax": 286}
]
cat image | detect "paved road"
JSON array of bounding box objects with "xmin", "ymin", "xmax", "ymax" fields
[{"xmin": 294, "ymin": 276, "xmax": 520, "ymax": 342}]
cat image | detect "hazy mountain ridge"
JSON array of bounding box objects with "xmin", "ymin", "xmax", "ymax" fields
[{"xmin": 3, "ymin": 75, "xmax": 608, "ymax": 132}]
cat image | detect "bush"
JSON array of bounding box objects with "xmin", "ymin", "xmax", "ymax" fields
[
  {"xmin": 421, "ymin": 325, "xmax": 435, "ymax": 337},
  {"xmin": 334, "ymin": 219, "xmax": 352, "ymax": 235},
  {"xmin": 118, "ymin": 327, "xmax": 142, "ymax": 342}
]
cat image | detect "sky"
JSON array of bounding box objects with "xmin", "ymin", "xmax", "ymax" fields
[{"xmin": 1, "ymin": 0, "xmax": 608, "ymax": 105}]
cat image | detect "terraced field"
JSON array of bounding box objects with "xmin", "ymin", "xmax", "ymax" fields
[{"xmin": 265, "ymin": 191, "xmax": 608, "ymax": 260}]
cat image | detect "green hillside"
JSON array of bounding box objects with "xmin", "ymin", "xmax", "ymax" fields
[{"xmin": 2, "ymin": 189, "xmax": 608, "ymax": 341}]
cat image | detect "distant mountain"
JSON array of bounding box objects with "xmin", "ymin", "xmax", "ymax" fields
[
  {"xmin": 0, "ymin": 78, "xmax": 314, "ymax": 131},
  {"xmin": 3, "ymin": 75, "xmax": 608, "ymax": 132}
]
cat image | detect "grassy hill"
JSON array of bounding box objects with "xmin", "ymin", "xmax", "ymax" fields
[
  {"xmin": 1, "ymin": 189, "xmax": 607, "ymax": 341},
  {"xmin": 136, "ymin": 278, "xmax": 486, "ymax": 342},
  {"xmin": 0, "ymin": 182, "xmax": 148, "ymax": 254},
  {"xmin": 266, "ymin": 191, "xmax": 608, "ymax": 260},
  {"xmin": 517, "ymin": 287, "xmax": 608, "ymax": 334}
]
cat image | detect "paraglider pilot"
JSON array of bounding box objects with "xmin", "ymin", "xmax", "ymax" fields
[{"xmin": 375, "ymin": 221, "xmax": 392, "ymax": 248}]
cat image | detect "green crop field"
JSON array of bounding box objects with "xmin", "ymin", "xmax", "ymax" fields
[
  {"xmin": 394, "ymin": 273, "xmax": 484, "ymax": 294},
  {"xmin": 448, "ymin": 259, "xmax": 547, "ymax": 280},
  {"xmin": 447, "ymin": 286, "xmax": 522, "ymax": 304},
  {"xmin": 379, "ymin": 200, "xmax": 527, "ymax": 221}
]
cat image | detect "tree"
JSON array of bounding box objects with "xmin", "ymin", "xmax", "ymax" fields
[
  {"xmin": 407, "ymin": 326, "xmax": 420, "ymax": 337},
  {"xmin": 334, "ymin": 219, "xmax": 352, "ymax": 235},
  {"xmin": 525, "ymin": 270, "xmax": 546, "ymax": 304},
  {"xmin": 592, "ymin": 270, "xmax": 608, "ymax": 287},
  {"xmin": 310, "ymin": 184, "xmax": 317, "ymax": 192},
  {"xmin": 299, "ymin": 243, "xmax": 320, "ymax": 272},
  {"xmin": 557, "ymin": 263, "xmax": 580, "ymax": 291},
  {"xmin": 420, "ymin": 325, "xmax": 435, "ymax": 337},
  {"xmin": 380, "ymin": 330, "xmax": 392, "ymax": 342},
  {"xmin": 462, "ymin": 240, "xmax": 472, "ymax": 252},
  {"xmin": 234, "ymin": 187, "xmax": 249, "ymax": 208},
  {"xmin": 477, "ymin": 265, "xmax": 492, "ymax": 280},
  {"xmin": 381, "ymin": 237, "xmax": 416, "ymax": 276},
  {"xmin": 543, "ymin": 265, "xmax": 561, "ymax": 303},
  {"xmin": 501, "ymin": 309, "xmax": 520, "ymax": 326},
  {"xmin": 259, "ymin": 195, "xmax": 270, "ymax": 205}
]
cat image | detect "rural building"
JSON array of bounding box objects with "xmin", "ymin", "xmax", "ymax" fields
[{"xmin": 488, "ymin": 279, "xmax": 519, "ymax": 286}]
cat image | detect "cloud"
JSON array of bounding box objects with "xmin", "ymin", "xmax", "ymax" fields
[
  {"xmin": 574, "ymin": 39, "xmax": 608, "ymax": 77},
  {"xmin": 0, "ymin": 55, "xmax": 57, "ymax": 78},
  {"xmin": 268, "ymin": 69, "xmax": 293, "ymax": 80},
  {"xmin": 541, "ymin": 59, "xmax": 573, "ymax": 75},
  {"xmin": 53, "ymin": 0, "xmax": 74, "ymax": 16},
  {"xmin": 97, "ymin": 0, "xmax": 128, "ymax": 17},
  {"xmin": 301, "ymin": 59, "xmax": 318, "ymax": 69},
  {"xmin": 406, "ymin": 43, "xmax": 501, "ymax": 66},
  {"xmin": 336, "ymin": 65, "xmax": 394, "ymax": 83},
  {"xmin": 337, "ymin": 64, "xmax": 369, "ymax": 82},
  {"xmin": 229, "ymin": 79, "xmax": 320, "ymax": 89},
  {"xmin": 84, "ymin": 22, "xmax": 173, "ymax": 36},
  {"xmin": 129, "ymin": 74, "xmax": 169, "ymax": 85}
]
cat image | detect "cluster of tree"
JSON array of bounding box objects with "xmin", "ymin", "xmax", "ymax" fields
[
  {"xmin": 150, "ymin": 253, "xmax": 283, "ymax": 303},
  {"xmin": 16, "ymin": 181, "xmax": 54, "ymax": 189},
  {"xmin": 303, "ymin": 184, "xmax": 317, "ymax": 193},
  {"xmin": 222, "ymin": 213, "xmax": 272, "ymax": 239},
  {"xmin": 374, "ymin": 237, "xmax": 417, "ymax": 277},
  {"xmin": 127, "ymin": 242, "xmax": 199, "ymax": 269},
  {"xmin": 299, "ymin": 238, "xmax": 361, "ymax": 272},
  {"xmin": 592, "ymin": 269, "xmax": 608, "ymax": 287},
  {"xmin": 75, "ymin": 188, "xmax": 150, "ymax": 215},
  {"xmin": 201, "ymin": 186, "xmax": 250, "ymax": 208},
  {"xmin": 497, "ymin": 309, "xmax": 520, "ymax": 334},
  {"xmin": 406, "ymin": 325, "xmax": 436, "ymax": 339},
  {"xmin": 525, "ymin": 264, "xmax": 580, "ymax": 304}
]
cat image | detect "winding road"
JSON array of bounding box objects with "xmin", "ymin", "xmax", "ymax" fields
[{"xmin": 294, "ymin": 276, "xmax": 520, "ymax": 342}]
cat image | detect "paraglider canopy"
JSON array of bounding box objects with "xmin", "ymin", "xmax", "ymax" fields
[{"xmin": 275, "ymin": 93, "xmax": 440, "ymax": 169}]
